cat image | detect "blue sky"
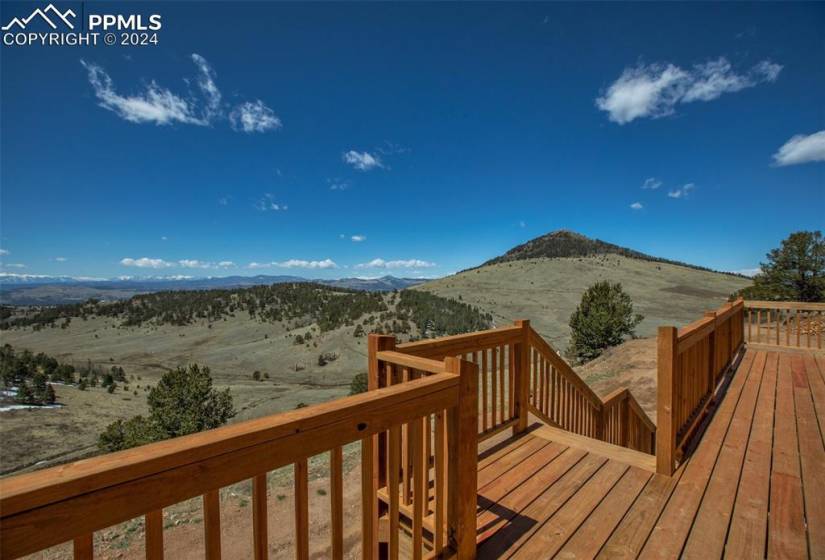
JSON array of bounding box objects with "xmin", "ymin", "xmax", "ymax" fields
[{"xmin": 1, "ymin": 2, "xmax": 823, "ymax": 280}]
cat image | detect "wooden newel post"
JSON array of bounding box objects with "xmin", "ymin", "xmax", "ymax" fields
[
  {"xmin": 656, "ymin": 326, "xmax": 678, "ymax": 475},
  {"xmin": 705, "ymin": 311, "xmax": 718, "ymax": 386},
  {"xmin": 362, "ymin": 334, "xmax": 395, "ymax": 559},
  {"xmin": 513, "ymin": 319, "xmax": 531, "ymax": 435},
  {"xmin": 446, "ymin": 356, "xmax": 478, "ymax": 559}
]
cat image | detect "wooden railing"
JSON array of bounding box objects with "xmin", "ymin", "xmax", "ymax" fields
[
  {"xmin": 380, "ymin": 320, "xmax": 655, "ymax": 457},
  {"xmin": 744, "ymin": 300, "xmax": 825, "ymax": 350},
  {"xmin": 525, "ymin": 324, "xmax": 655, "ymax": 454},
  {"xmin": 0, "ymin": 355, "xmax": 478, "ymax": 560},
  {"xmin": 656, "ymin": 299, "xmax": 745, "ymax": 475}
]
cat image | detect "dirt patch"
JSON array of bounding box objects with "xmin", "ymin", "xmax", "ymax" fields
[{"xmin": 576, "ymin": 337, "xmax": 658, "ymax": 423}]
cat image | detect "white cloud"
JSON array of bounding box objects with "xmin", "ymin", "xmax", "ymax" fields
[
  {"xmin": 730, "ymin": 267, "xmax": 761, "ymax": 277},
  {"xmin": 328, "ymin": 178, "xmax": 351, "ymax": 191},
  {"xmin": 772, "ymin": 130, "xmax": 825, "ymax": 166},
  {"xmin": 247, "ymin": 262, "xmax": 271, "ymax": 270},
  {"xmin": 120, "ymin": 257, "xmax": 175, "ymax": 269},
  {"xmin": 277, "ymin": 259, "xmax": 338, "ymax": 269},
  {"xmin": 4, "ymin": 263, "xmax": 26, "ymax": 269},
  {"xmin": 230, "ymin": 100, "xmax": 282, "ymax": 133},
  {"xmin": 351, "ymin": 235, "xmax": 367, "ymax": 242},
  {"xmin": 0, "ymin": 249, "xmax": 8, "ymax": 256},
  {"xmin": 161, "ymin": 236, "xmax": 168, "ymax": 241},
  {"xmin": 596, "ymin": 57, "xmax": 782, "ymax": 124},
  {"xmin": 343, "ymin": 150, "xmax": 383, "ymax": 171},
  {"xmin": 54, "ymin": 257, "xmax": 68, "ymax": 262},
  {"xmin": 519, "ymin": 221, "xmax": 526, "ymax": 228},
  {"xmin": 81, "ymin": 55, "xmax": 280, "ymax": 133},
  {"xmin": 178, "ymin": 259, "xmax": 214, "ymax": 269},
  {"xmin": 642, "ymin": 177, "xmax": 661, "ymax": 190},
  {"xmin": 120, "ymin": 257, "xmax": 232, "ymax": 269},
  {"xmin": 355, "ymin": 258, "xmax": 436, "ymax": 269},
  {"xmin": 630, "ymin": 202, "xmax": 644, "ymax": 210},
  {"xmin": 667, "ymin": 183, "xmax": 695, "ymax": 199},
  {"xmin": 246, "ymin": 259, "xmax": 338, "ymax": 270},
  {"xmin": 191, "ymin": 53, "xmax": 221, "ymax": 119},
  {"xmin": 81, "ymin": 60, "xmax": 207, "ymax": 126},
  {"xmin": 255, "ymin": 194, "xmax": 287, "ymax": 211}
]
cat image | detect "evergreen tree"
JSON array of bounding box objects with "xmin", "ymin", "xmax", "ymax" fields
[
  {"xmin": 739, "ymin": 231, "xmax": 825, "ymax": 302},
  {"xmin": 567, "ymin": 281, "xmax": 643, "ymax": 363}
]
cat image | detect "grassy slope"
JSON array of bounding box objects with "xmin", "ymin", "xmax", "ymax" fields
[
  {"xmin": 417, "ymin": 255, "xmax": 750, "ymax": 424},
  {"xmin": 415, "ymin": 254, "xmax": 750, "ymax": 349},
  {"xmin": 0, "ymin": 314, "xmax": 377, "ymax": 473}
]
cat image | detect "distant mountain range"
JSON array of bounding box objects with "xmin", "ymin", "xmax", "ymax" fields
[{"xmin": 0, "ymin": 274, "xmax": 428, "ymax": 305}]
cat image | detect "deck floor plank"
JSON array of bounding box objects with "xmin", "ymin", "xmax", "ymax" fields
[
  {"xmin": 506, "ymin": 460, "xmax": 629, "ymax": 559},
  {"xmin": 596, "ymin": 468, "xmax": 684, "ymax": 560},
  {"xmin": 768, "ymin": 353, "xmax": 807, "ymax": 559},
  {"xmin": 476, "ymin": 447, "xmax": 588, "ymax": 543},
  {"xmin": 682, "ymin": 351, "xmax": 767, "ymax": 559},
  {"xmin": 637, "ymin": 350, "xmax": 760, "ymax": 559},
  {"xmin": 475, "ymin": 442, "xmax": 567, "ymax": 519},
  {"xmin": 555, "ymin": 466, "xmax": 652, "ymax": 559},
  {"xmin": 725, "ymin": 352, "xmax": 779, "ymax": 559},
  {"xmin": 803, "ymin": 353, "xmax": 825, "ymax": 445},
  {"xmin": 791, "ymin": 354, "xmax": 825, "ymax": 559},
  {"xmin": 477, "ymin": 454, "xmax": 607, "ymax": 558}
]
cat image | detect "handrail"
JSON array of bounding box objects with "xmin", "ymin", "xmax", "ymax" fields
[
  {"xmin": 527, "ymin": 326, "xmax": 602, "ymax": 407},
  {"xmin": 743, "ymin": 300, "xmax": 823, "ymax": 350},
  {"xmin": 656, "ymin": 299, "xmax": 745, "ymax": 475},
  {"xmin": 396, "ymin": 324, "xmax": 522, "ymax": 358},
  {"xmin": 525, "ymin": 325, "xmax": 655, "ymax": 454},
  {"xmin": 0, "ymin": 363, "xmax": 478, "ymax": 559}
]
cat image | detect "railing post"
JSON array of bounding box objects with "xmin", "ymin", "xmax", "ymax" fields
[
  {"xmin": 656, "ymin": 326, "xmax": 678, "ymax": 475},
  {"xmin": 363, "ymin": 334, "xmax": 395, "ymax": 559},
  {"xmin": 445, "ymin": 356, "xmax": 478, "ymax": 559},
  {"xmin": 513, "ymin": 319, "xmax": 531, "ymax": 435},
  {"xmin": 705, "ymin": 310, "xmax": 718, "ymax": 387},
  {"xmin": 621, "ymin": 397, "xmax": 630, "ymax": 448}
]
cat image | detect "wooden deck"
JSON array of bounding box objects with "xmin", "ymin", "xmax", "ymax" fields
[{"xmin": 472, "ymin": 347, "xmax": 825, "ymax": 559}]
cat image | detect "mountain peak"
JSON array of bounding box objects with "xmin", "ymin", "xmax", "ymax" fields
[{"xmin": 480, "ymin": 229, "xmax": 742, "ymax": 277}]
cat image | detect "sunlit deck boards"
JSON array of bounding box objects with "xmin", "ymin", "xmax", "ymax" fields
[{"xmin": 473, "ymin": 348, "xmax": 825, "ymax": 559}]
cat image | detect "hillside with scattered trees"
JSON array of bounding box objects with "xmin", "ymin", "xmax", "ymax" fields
[{"xmin": 0, "ymin": 282, "xmax": 492, "ymax": 338}]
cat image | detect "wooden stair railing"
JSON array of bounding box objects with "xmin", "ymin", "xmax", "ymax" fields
[
  {"xmin": 0, "ymin": 356, "xmax": 479, "ymax": 560},
  {"xmin": 380, "ymin": 321, "xmax": 656, "ymax": 458},
  {"xmin": 656, "ymin": 299, "xmax": 746, "ymax": 475},
  {"xmin": 524, "ymin": 324, "xmax": 656, "ymax": 454}
]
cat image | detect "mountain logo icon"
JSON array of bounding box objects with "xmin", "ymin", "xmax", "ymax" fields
[{"xmin": 2, "ymin": 4, "xmax": 76, "ymax": 31}]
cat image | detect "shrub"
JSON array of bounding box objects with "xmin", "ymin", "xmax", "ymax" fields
[{"xmin": 567, "ymin": 281, "xmax": 643, "ymax": 363}]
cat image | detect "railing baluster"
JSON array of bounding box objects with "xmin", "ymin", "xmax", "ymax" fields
[
  {"xmin": 481, "ymin": 348, "xmax": 489, "ymax": 431},
  {"xmin": 252, "ymin": 474, "xmax": 268, "ymax": 560},
  {"xmin": 361, "ymin": 432, "xmax": 377, "ymax": 560},
  {"xmin": 145, "ymin": 509, "xmax": 164, "ymax": 560},
  {"xmin": 203, "ymin": 490, "xmax": 222, "ymax": 560},
  {"xmin": 411, "ymin": 416, "xmax": 425, "ymax": 560},
  {"xmin": 294, "ymin": 461, "xmax": 308, "ymax": 560},
  {"xmin": 491, "ymin": 346, "xmax": 498, "ymax": 427},
  {"xmin": 73, "ymin": 534, "xmax": 93, "ymax": 560},
  {"xmin": 434, "ymin": 410, "xmax": 447, "ymax": 556},
  {"xmin": 388, "ymin": 425, "xmax": 401, "ymax": 560},
  {"xmin": 330, "ymin": 447, "xmax": 344, "ymax": 560}
]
